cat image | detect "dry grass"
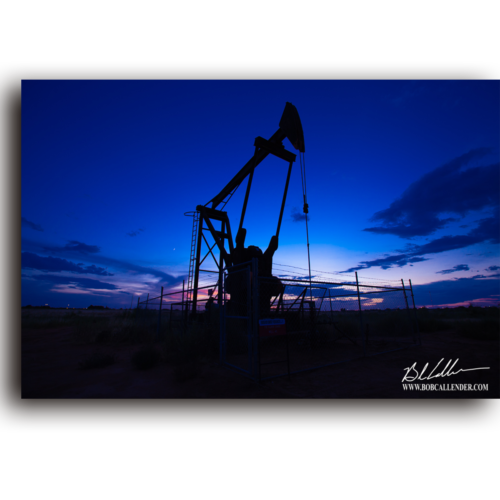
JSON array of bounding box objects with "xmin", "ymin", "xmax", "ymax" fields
[
  {"xmin": 131, "ymin": 345, "xmax": 161, "ymax": 370},
  {"xmin": 22, "ymin": 308, "xmax": 161, "ymax": 344},
  {"xmin": 22, "ymin": 308, "xmax": 219, "ymax": 381},
  {"xmin": 455, "ymin": 318, "xmax": 499, "ymax": 340},
  {"xmin": 79, "ymin": 351, "xmax": 115, "ymax": 370}
]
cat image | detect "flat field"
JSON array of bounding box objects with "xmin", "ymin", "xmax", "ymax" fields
[{"xmin": 21, "ymin": 307, "xmax": 499, "ymax": 398}]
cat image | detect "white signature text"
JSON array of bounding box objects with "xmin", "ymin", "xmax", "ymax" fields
[{"xmin": 402, "ymin": 358, "xmax": 490, "ymax": 382}]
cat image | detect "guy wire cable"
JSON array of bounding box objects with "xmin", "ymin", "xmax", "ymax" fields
[{"xmin": 299, "ymin": 151, "xmax": 313, "ymax": 303}]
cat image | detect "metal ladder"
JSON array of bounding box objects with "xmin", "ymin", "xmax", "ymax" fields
[{"xmin": 186, "ymin": 210, "xmax": 200, "ymax": 303}]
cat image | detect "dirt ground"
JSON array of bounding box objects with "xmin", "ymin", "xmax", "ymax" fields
[{"xmin": 21, "ymin": 325, "xmax": 499, "ymax": 399}]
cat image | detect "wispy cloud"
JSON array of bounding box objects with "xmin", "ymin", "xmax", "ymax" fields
[
  {"xmin": 364, "ymin": 148, "xmax": 498, "ymax": 238},
  {"xmin": 291, "ymin": 207, "xmax": 309, "ymax": 223},
  {"xmin": 127, "ymin": 228, "xmax": 145, "ymax": 237},
  {"xmin": 342, "ymin": 255, "xmax": 429, "ymax": 272},
  {"xmin": 437, "ymin": 264, "xmax": 469, "ymax": 275},
  {"xmin": 342, "ymin": 208, "xmax": 499, "ymax": 272},
  {"xmin": 23, "ymin": 238, "xmax": 186, "ymax": 289},
  {"xmin": 412, "ymin": 274, "xmax": 500, "ymax": 307},
  {"xmin": 343, "ymin": 150, "xmax": 500, "ymax": 273},
  {"xmin": 22, "ymin": 217, "xmax": 43, "ymax": 232},
  {"xmin": 44, "ymin": 240, "xmax": 101, "ymax": 255},
  {"xmin": 22, "ymin": 252, "xmax": 113, "ymax": 276},
  {"xmin": 30, "ymin": 274, "xmax": 119, "ymax": 290}
]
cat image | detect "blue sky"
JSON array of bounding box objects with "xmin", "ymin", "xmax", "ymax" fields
[{"xmin": 21, "ymin": 80, "xmax": 500, "ymax": 308}]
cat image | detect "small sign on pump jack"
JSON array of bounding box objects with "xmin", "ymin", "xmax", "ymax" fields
[{"xmin": 259, "ymin": 318, "xmax": 286, "ymax": 337}]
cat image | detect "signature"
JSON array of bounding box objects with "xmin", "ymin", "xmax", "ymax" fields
[{"xmin": 402, "ymin": 359, "xmax": 490, "ymax": 382}]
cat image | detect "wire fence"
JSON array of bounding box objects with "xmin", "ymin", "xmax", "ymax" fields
[
  {"xmin": 135, "ymin": 282, "xmax": 219, "ymax": 338},
  {"xmin": 255, "ymin": 273, "xmax": 419, "ymax": 380},
  {"xmin": 133, "ymin": 261, "xmax": 420, "ymax": 382}
]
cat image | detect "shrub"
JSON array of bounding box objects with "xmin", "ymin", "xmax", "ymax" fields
[
  {"xmin": 164, "ymin": 321, "xmax": 215, "ymax": 361},
  {"xmin": 79, "ymin": 352, "xmax": 115, "ymax": 370},
  {"xmin": 370, "ymin": 316, "xmax": 399, "ymax": 336},
  {"xmin": 95, "ymin": 330, "xmax": 112, "ymax": 343},
  {"xmin": 174, "ymin": 360, "xmax": 201, "ymax": 382},
  {"xmin": 162, "ymin": 322, "xmax": 214, "ymax": 381},
  {"xmin": 333, "ymin": 319, "xmax": 360, "ymax": 339},
  {"xmin": 132, "ymin": 345, "xmax": 161, "ymax": 370},
  {"xmin": 417, "ymin": 317, "xmax": 448, "ymax": 332},
  {"xmin": 73, "ymin": 316, "xmax": 111, "ymax": 343},
  {"xmin": 456, "ymin": 318, "xmax": 499, "ymax": 340}
]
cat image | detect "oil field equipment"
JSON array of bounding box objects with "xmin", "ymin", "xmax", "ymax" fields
[
  {"xmin": 186, "ymin": 102, "xmax": 307, "ymax": 316},
  {"xmin": 134, "ymin": 102, "xmax": 419, "ymax": 381}
]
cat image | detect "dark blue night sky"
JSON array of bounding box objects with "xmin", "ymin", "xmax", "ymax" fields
[{"xmin": 21, "ymin": 80, "xmax": 500, "ymax": 308}]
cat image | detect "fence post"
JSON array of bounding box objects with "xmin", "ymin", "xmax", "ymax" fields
[
  {"xmin": 328, "ymin": 288, "xmax": 334, "ymax": 325},
  {"xmin": 247, "ymin": 261, "xmax": 253, "ymax": 377},
  {"xmin": 252, "ymin": 258, "xmax": 260, "ymax": 382},
  {"xmin": 355, "ymin": 272, "xmax": 366, "ymax": 356},
  {"xmin": 401, "ymin": 279, "xmax": 415, "ymax": 343},
  {"xmin": 219, "ymin": 269, "xmax": 225, "ymax": 365},
  {"xmin": 182, "ymin": 279, "xmax": 186, "ymax": 333},
  {"xmin": 157, "ymin": 286, "xmax": 164, "ymax": 340},
  {"xmin": 409, "ymin": 279, "xmax": 422, "ymax": 345},
  {"xmin": 145, "ymin": 293, "xmax": 149, "ymax": 310}
]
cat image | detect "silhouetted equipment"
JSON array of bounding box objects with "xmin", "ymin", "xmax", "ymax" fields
[
  {"xmin": 188, "ymin": 102, "xmax": 306, "ymax": 314},
  {"xmin": 279, "ymin": 102, "xmax": 305, "ymax": 153}
]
